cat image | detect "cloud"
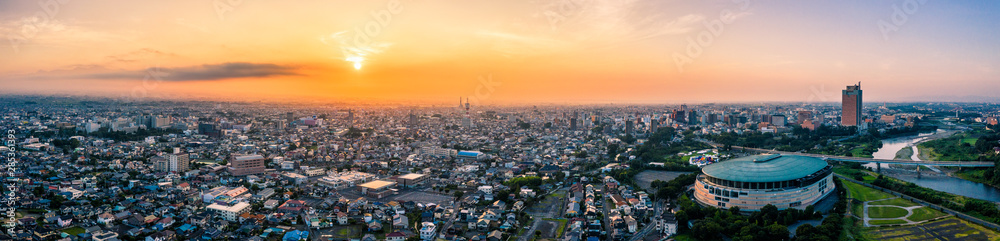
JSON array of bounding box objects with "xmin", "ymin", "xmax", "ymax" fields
[{"xmin": 86, "ymin": 62, "xmax": 302, "ymax": 81}]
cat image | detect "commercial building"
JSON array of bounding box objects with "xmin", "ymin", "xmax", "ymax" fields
[
  {"xmin": 693, "ymin": 154, "xmax": 833, "ymax": 211},
  {"xmin": 396, "ymin": 173, "xmax": 428, "ymax": 187},
  {"xmin": 359, "ymin": 180, "xmax": 397, "ymax": 198},
  {"xmin": 207, "ymin": 202, "xmax": 251, "ymax": 221},
  {"xmin": 842, "ymin": 83, "xmax": 862, "ymax": 126},
  {"xmin": 230, "ymin": 154, "xmax": 265, "ymax": 176}
]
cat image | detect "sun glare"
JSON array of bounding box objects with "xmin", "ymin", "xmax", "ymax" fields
[{"xmin": 346, "ymin": 56, "xmax": 364, "ymax": 70}]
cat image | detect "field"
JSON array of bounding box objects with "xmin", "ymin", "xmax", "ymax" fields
[
  {"xmin": 61, "ymin": 226, "xmax": 86, "ymax": 236},
  {"xmin": 869, "ymin": 198, "xmax": 920, "ymax": 207},
  {"xmin": 908, "ymin": 207, "xmax": 947, "ymax": 223},
  {"xmin": 842, "ymin": 180, "xmax": 893, "ymax": 202},
  {"xmin": 866, "ymin": 218, "xmax": 999, "ymax": 241},
  {"xmin": 868, "ymin": 206, "xmax": 909, "ymax": 219}
]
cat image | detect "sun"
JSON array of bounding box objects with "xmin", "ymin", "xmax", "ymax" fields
[{"xmin": 346, "ymin": 56, "xmax": 364, "ymax": 70}]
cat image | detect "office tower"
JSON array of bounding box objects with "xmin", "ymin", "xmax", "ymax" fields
[
  {"xmin": 408, "ymin": 111, "xmax": 418, "ymax": 128},
  {"xmin": 198, "ymin": 123, "xmax": 220, "ymax": 138},
  {"xmin": 286, "ymin": 112, "xmax": 294, "ymax": 122},
  {"xmin": 229, "ymin": 154, "xmax": 265, "ymax": 176},
  {"xmin": 650, "ymin": 119, "xmax": 659, "ymax": 133},
  {"xmin": 347, "ymin": 110, "xmax": 355, "ymax": 127},
  {"xmin": 842, "ymin": 83, "xmax": 862, "ymax": 126},
  {"xmin": 672, "ymin": 110, "xmax": 686, "ymax": 122},
  {"xmin": 688, "ymin": 110, "xmax": 698, "ymax": 125},
  {"xmin": 625, "ymin": 119, "xmax": 634, "ymax": 135},
  {"xmin": 570, "ymin": 117, "xmax": 578, "ymax": 130},
  {"xmin": 771, "ymin": 115, "xmax": 787, "ymax": 127},
  {"xmin": 797, "ymin": 111, "xmax": 813, "ymax": 124}
]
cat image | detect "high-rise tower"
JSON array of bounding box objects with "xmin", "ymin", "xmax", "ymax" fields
[{"xmin": 842, "ymin": 82, "xmax": 862, "ymax": 126}]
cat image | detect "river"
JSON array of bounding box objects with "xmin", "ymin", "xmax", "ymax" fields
[{"xmin": 868, "ymin": 130, "xmax": 1000, "ymax": 202}]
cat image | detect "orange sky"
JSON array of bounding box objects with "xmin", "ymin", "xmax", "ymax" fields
[{"xmin": 1, "ymin": 0, "xmax": 999, "ymax": 104}]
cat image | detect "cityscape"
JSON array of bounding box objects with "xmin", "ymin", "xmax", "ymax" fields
[{"xmin": 2, "ymin": 1, "xmax": 1000, "ymax": 241}]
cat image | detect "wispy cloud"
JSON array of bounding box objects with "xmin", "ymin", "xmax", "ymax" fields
[{"xmin": 11, "ymin": 62, "xmax": 303, "ymax": 81}]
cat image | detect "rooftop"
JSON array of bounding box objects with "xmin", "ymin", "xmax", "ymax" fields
[
  {"xmin": 701, "ymin": 154, "xmax": 828, "ymax": 183},
  {"xmin": 398, "ymin": 173, "xmax": 426, "ymax": 180},
  {"xmin": 207, "ymin": 202, "xmax": 250, "ymax": 213},
  {"xmin": 358, "ymin": 180, "xmax": 396, "ymax": 190}
]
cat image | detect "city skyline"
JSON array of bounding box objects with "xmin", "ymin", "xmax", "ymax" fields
[{"xmin": 2, "ymin": 1, "xmax": 999, "ymax": 104}]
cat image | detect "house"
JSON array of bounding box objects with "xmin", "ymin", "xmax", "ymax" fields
[
  {"xmin": 624, "ymin": 216, "xmax": 637, "ymax": 233},
  {"xmin": 336, "ymin": 212, "xmax": 349, "ymax": 225},
  {"xmin": 386, "ymin": 232, "xmax": 407, "ymax": 241},
  {"xmin": 57, "ymin": 216, "xmax": 73, "ymax": 227},
  {"xmin": 92, "ymin": 230, "xmax": 120, "ymax": 241},
  {"xmin": 487, "ymin": 230, "xmax": 504, "ymax": 241},
  {"xmin": 393, "ymin": 214, "xmax": 409, "ymax": 229},
  {"xmin": 97, "ymin": 212, "xmax": 115, "ymax": 225},
  {"xmin": 145, "ymin": 230, "xmax": 176, "ymax": 241},
  {"xmin": 419, "ymin": 222, "xmax": 436, "ymax": 240},
  {"xmin": 264, "ymin": 199, "xmax": 280, "ymax": 209}
]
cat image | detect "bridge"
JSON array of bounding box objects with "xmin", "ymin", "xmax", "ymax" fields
[
  {"xmin": 698, "ymin": 140, "xmax": 994, "ymax": 168},
  {"xmin": 736, "ymin": 147, "xmax": 995, "ymax": 167}
]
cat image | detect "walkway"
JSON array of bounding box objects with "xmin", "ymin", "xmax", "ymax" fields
[{"xmin": 862, "ymin": 197, "xmax": 926, "ymax": 227}]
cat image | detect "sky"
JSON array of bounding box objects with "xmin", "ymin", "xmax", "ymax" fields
[{"xmin": 1, "ymin": 0, "xmax": 998, "ymax": 105}]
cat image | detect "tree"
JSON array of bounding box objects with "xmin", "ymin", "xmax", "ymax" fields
[
  {"xmin": 453, "ymin": 191, "xmax": 465, "ymax": 201},
  {"xmin": 554, "ymin": 172, "xmax": 566, "ymax": 182}
]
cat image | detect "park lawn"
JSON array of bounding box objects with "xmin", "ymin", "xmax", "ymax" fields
[
  {"xmin": 61, "ymin": 226, "xmax": 86, "ymax": 236},
  {"xmin": 849, "ymin": 148, "xmax": 870, "ymax": 158},
  {"xmin": 841, "ymin": 180, "xmax": 893, "ymax": 202},
  {"xmin": 870, "ymin": 219, "xmax": 908, "ymax": 225},
  {"xmin": 869, "ymin": 206, "xmax": 909, "ymax": 219},
  {"xmin": 961, "ymin": 137, "xmax": 978, "ymax": 145},
  {"xmin": 869, "ymin": 198, "xmax": 920, "ymax": 207},
  {"xmin": 544, "ymin": 218, "xmax": 569, "ymax": 238},
  {"xmin": 671, "ymin": 233, "xmax": 697, "ymax": 241},
  {"xmin": 907, "ymin": 207, "xmax": 947, "ymax": 222}
]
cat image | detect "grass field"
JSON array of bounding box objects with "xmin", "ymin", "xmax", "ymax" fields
[
  {"xmin": 961, "ymin": 137, "xmax": 978, "ymax": 145},
  {"xmin": 842, "ymin": 180, "xmax": 893, "ymax": 202},
  {"xmin": 907, "ymin": 207, "xmax": 947, "ymax": 222},
  {"xmin": 61, "ymin": 226, "xmax": 85, "ymax": 236},
  {"xmin": 869, "ymin": 206, "xmax": 909, "ymax": 219},
  {"xmin": 671, "ymin": 233, "xmax": 696, "ymax": 241},
  {"xmin": 868, "ymin": 198, "xmax": 920, "ymax": 207},
  {"xmin": 870, "ymin": 219, "xmax": 908, "ymax": 225}
]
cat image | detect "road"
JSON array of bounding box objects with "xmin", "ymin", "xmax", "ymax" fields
[
  {"xmin": 438, "ymin": 199, "xmax": 461, "ymax": 239},
  {"xmin": 627, "ymin": 200, "xmax": 663, "ymax": 241}
]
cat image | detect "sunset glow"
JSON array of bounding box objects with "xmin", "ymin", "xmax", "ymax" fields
[{"xmin": 0, "ymin": 0, "xmax": 998, "ymax": 104}]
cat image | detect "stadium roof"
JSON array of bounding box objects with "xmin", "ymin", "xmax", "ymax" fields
[{"xmin": 701, "ymin": 154, "xmax": 828, "ymax": 183}]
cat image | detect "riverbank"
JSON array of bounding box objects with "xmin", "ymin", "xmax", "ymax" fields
[
  {"xmin": 913, "ymin": 129, "xmax": 960, "ymax": 161},
  {"xmin": 894, "ymin": 146, "xmax": 913, "ymax": 160}
]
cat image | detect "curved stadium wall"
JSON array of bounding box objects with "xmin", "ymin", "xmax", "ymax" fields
[{"xmin": 692, "ymin": 154, "xmax": 834, "ymax": 211}]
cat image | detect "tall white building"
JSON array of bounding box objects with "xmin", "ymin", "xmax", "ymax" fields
[{"xmin": 152, "ymin": 153, "xmax": 190, "ymax": 173}]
